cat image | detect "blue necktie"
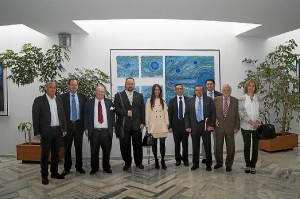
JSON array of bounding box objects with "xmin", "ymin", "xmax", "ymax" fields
[
  {"xmin": 197, "ymin": 97, "xmax": 203, "ymax": 122},
  {"xmin": 71, "ymin": 94, "xmax": 77, "ymax": 121},
  {"xmin": 179, "ymin": 96, "xmax": 183, "ymax": 120}
]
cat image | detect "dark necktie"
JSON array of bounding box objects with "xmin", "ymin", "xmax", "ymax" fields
[
  {"xmin": 179, "ymin": 96, "xmax": 183, "ymax": 119},
  {"xmin": 71, "ymin": 94, "xmax": 77, "ymax": 121},
  {"xmin": 98, "ymin": 101, "xmax": 103, "ymax": 124},
  {"xmin": 223, "ymin": 97, "xmax": 229, "ymax": 118}
]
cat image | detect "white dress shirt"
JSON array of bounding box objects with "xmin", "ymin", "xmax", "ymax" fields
[
  {"xmin": 46, "ymin": 94, "xmax": 60, "ymax": 126},
  {"xmin": 94, "ymin": 98, "xmax": 108, "ymax": 128}
]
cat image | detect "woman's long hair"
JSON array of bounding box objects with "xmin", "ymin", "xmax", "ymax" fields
[{"xmin": 150, "ymin": 84, "xmax": 164, "ymax": 110}]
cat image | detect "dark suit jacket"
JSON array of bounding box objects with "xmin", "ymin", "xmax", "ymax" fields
[
  {"xmin": 205, "ymin": 90, "xmax": 222, "ymax": 98},
  {"xmin": 32, "ymin": 94, "xmax": 67, "ymax": 137},
  {"xmin": 114, "ymin": 90, "xmax": 145, "ymax": 131},
  {"xmin": 168, "ymin": 95, "xmax": 189, "ymax": 129},
  {"xmin": 184, "ymin": 95, "xmax": 216, "ymax": 130},
  {"xmin": 214, "ymin": 96, "xmax": 240, "ymax": 133},
  {"xmin": 84, "ymin": 98, "xmax": 115, "ymax": 139},
  {"xmin": 60, "ymin": 92, "xmax": 87, "ymax": 132}
]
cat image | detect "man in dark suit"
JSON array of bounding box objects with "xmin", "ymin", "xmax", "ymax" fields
[
  {"xmin": 60, "ymin": 79, "xmax": 87, "ymax": 175},
  {"xmin": 201, "ymin": 78, "xmax": 222, "ymax": 164},
  {"xmin": 185, "ymin": 85, "xmax": 216, "ymax": 171},
  {"xmin": 84, "ymin": 85, "xmax": 115, "ymax": 174},
  {"xmin": 214, "ymin": 84, "xmax": 240, "ymax": 172},
  {"xmin": 168, "ymin": 84, "xmax": 189, "ymax": 166},
  {"xmin": 32, "ymin": 82, "xmax": 67, "ymax": 185},
  {"xmin": 114, "ymin": 77, "xmax": 145, "ymax": 171}
]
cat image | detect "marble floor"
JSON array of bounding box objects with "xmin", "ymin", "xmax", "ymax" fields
[{"xmin": 0, "ymin": 147, "xmax": 299, "ymax": 199}]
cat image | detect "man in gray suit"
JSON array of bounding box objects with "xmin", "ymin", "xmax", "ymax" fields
[
  {"xmin": 84, "ymin": 85, "xmax": 115, "ymax": 174},
  {"xmin": 214, "ymin": 84, "xmax": 240, "ymax": 172},
  {"xmin": 185, "ymin": 85, "xmax": 216, "ymax": 171},
  {"xmin": 32, "ymin": 82, "xmax": 67, "ymax": 185}
]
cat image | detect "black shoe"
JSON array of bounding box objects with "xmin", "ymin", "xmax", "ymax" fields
[
  {"xmin": 76, "ymin": 168, "xmax": 86, "ymax": 174},
  {"xmin": 103, "ymin": 169, "xmax": 112, "ymax": 174},
  {"xmin": 123, "ymin": 165, "xmax": 130, "ymax": 171},
  {"xmin": 206, "ymin": 166, "xmax": 212, "ymax": 171},
  {"xmin": 175, "ymin": 161, "xmax": 181, "ymax": 166},
  {"xmin": 61, "ymin": 169, "xmax": 70, "ymax": 176},
  {"xmin": 161, "ymin": 160, "xmax": 167, "ymax": 170},
  {"xmin": 191, "ymin": 165, "xmax": 199, "ymax": 170},
  {"xmin": 90, "ymin": 170, "xmax": 98, "ymax": 175},
  {"xmin": 42, "ymin": 177, "xmax": 49, "ymax": 185},
  {"xmin": 202, "ymin": 159, "xmax": 206, "ymax": 164},
  {"xmin": 136, "ymin": 164, "xmax": 144, "ymax": 169},
  {"xmin": 226, "ymin": 166, "xmax": 232, "ymax": 172},
  {"xmin": 155, "ymin": 159, "xmax": 160, "ymax": 170},
  {"xmin": 51, "ymin": 173, "xmax": 65, "ymax": 179},
  {"xmin": 214, "ymin": 164, "xmax": 223, "ymax": 169},
  {"xmin": 183, "ymin": 161, "xmax": 189, "ymax": 166},
  {"xmin": 245, "ymin": 167, "xmax": 250, "ymax": 173},
  {"xmin": 250, "ymin": 167, "xmax": 256, "ymax": 174}
]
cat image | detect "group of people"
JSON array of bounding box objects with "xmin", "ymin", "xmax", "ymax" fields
[{"xmin": 32, "ymin": 77, "xmax": 262, "ymax": 185}]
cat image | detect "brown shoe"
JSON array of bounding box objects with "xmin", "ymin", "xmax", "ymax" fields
[{"xmin": 245, "ymin": 167, "xmax": 250, "ymax": 173}]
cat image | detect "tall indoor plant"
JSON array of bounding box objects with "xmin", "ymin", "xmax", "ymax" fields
[{"xmin": 238, "ymin": 39, "xmax": 300, "ymax": 151}]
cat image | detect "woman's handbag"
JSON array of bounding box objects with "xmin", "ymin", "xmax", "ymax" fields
[
  {"xmin": 142, "ymin": 131, "xmax": 154, "ymax": 146},
  {"xmin": 256, "ymin": 118, "xmax": 276, "ymax": 140}
]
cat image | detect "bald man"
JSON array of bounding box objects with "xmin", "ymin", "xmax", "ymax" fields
[{"xmin": 32, "ymin": 82, "xmax": 67, "ymax": 185}]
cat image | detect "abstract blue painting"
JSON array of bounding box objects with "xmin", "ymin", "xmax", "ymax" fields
[
  {"xmin": 116, "ymin": 56, "xmax": 139, "ymax": 78},
  {"xmin": 141, "ymin": 85, "xmax": 164, "ymax": 105},
  {"xmin": 165, "ymin": 56, "xmax": 215, "ymax": 102},
  {"xmin": 141, "ymin": 56, "xmax": 163, "ymax": 77}
]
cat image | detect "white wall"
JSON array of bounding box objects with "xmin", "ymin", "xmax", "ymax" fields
[{"xmin": 0, "ymin": 20, "xmax": 298, "ymax": 157}]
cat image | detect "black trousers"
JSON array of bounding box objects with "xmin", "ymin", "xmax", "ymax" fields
[
  {"xmin": 119, "ymin": 129, "xmax": 143, "ymax": 166},
  {"xmin": 40, "ymin": 127, "xmax": 62, "ymax": 177},
  {"xmin": 191, "ymin": 121, "xmax": 212, "ymax": 167},
  {"xmin": 63, "ymin": 121, "xmax": 84, "ymax": 170},
  {"xmin": 173, "ymin": 119, "xmax": 189, "ymax": 163},
  {"xmin": 152, "ymin": 137, "xmax": 166, "ymax": 160},
  {"xmin": 90, "ymin": 129, "xmax": 112, "ymax": 171}
]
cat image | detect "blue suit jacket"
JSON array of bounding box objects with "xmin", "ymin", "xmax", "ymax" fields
[{"xmin": 84, "ymin": 98, "xmax": 115, "ymax": 140}]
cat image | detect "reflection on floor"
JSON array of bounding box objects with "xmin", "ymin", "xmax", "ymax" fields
[{"xmin": 0, "ymin": 147, "xmax": 299, "ymax": 199}]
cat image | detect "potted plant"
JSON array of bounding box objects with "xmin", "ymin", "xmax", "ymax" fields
[
  {"xmin": 238, "ymin": 39, "xmax": 300, "ymax": 152},
  {"xmin": 0, "ymin": 43, "xmax": 70, "ymax": 161},
  {"xmin": 16, "ymin": 122, "xmax": 64, "ymax": 162}
]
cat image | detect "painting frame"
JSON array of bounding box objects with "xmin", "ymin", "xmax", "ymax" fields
[
  {"xmin": 110, "ymin": 49, "xmax": 221, "ymax": 103},
  {"xmin": 0, "ymin": 62, "xmax": 8, "ymax": 116}
]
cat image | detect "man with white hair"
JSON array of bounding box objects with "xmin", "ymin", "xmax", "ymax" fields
[{"xmin": 213, "ymin": 84, "xmax": 240, "ymax": 172}]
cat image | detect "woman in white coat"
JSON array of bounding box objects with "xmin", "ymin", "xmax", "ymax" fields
[{"xmin": 146, "ymin": 84, "xmax": 169, "ymax": 170}]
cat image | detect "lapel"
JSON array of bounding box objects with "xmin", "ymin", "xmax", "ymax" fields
[
  {"xmin": 174, "ymin": 96, "xmax": 179, "ymax": 113},
  {"xmin": 104, "ymin": 98, "xmax": 110, "ymax": 119},
  {"xmin": 121, "ymin": 90, "xmax": 131, "ymax": 107},
  {"xmin": 43, "ymin": 94, "xmax": 51, "ymax": 116}
]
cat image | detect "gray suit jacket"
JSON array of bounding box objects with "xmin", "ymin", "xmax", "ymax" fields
[
  {"xmin": 184, "ymin": 95, "xmax": 216, "ymax": 130},
  {"xmin": 214, "ymin": 96, "xmax": 240, "ymax": 133}
]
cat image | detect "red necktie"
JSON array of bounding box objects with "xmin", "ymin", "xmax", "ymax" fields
[{"xmin": 98, "ymin": 101, "xmax": 103, "ymax": 124}]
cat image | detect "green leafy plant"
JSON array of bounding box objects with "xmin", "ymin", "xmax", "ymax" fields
[
  {"xmin": 17, "ymin": 122, "xmax": 32, "ymax": 144},
  {"xmin": 0, "ymin": 43, "xmax": 70, "ymax": 89},
  {"xmin": 56, "ymin": 68, "xmax": 111, "ymax": 99},
  {"xmin": 238, "ymin": 39, "xmax": 300, "ymax": 134}
]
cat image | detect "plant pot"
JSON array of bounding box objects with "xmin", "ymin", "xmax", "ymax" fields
[
  {"xmin": 259, "ymin": 133, "xmax": 298, "ymax": 152},
  {"xmin": 16, "ymin": 142, "xmax": 64, "ymax": 162}
]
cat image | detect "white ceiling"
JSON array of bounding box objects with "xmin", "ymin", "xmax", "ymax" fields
[{"xmin": 0, "ymin": 0, "xmax": 299, "ymax": 38}]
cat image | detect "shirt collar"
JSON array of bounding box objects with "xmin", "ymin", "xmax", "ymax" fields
[{"xmin": 46, "ymin": 94, "xmax": 56, "ymax": 100}]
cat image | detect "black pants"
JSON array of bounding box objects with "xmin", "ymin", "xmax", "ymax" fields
[
  {"xmin": 90, "ymin": 129, "xmax": 112, "ymax": 171},
  {"xmin": 40, "ymin": 127, "xmax": 62, "ymax": 177},
  {"xmin": 119, "ymin": 129, "xmax": 143, "ymax": 166},
  {"xmin": 173, "ymin": 119, "xmax": 189, "ymax": 162},
  {"xmin": 152, "ymin": 137, "xmax": 166, "ymax": 160},
  {"xmin": 191, "ymin": 121, "xmax": 212, "ymax": 167},
  {"xmin": 63, "ymin": 121, "xmax": 83, "ymax": 170}
]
